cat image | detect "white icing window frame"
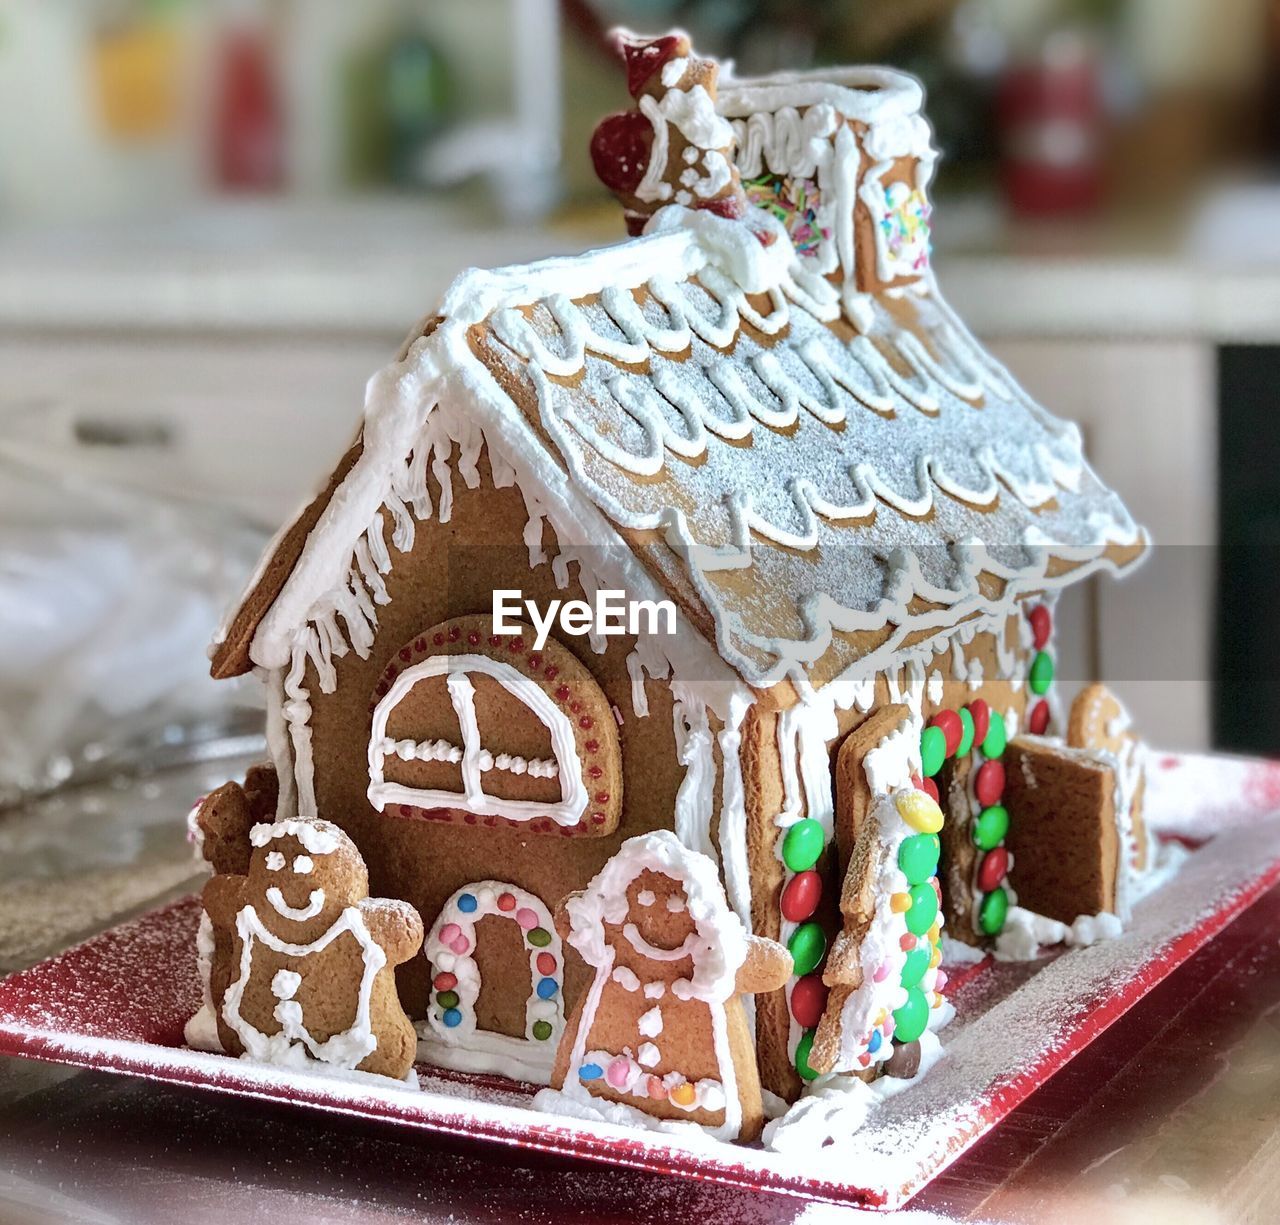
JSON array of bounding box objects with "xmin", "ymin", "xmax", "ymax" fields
[{"xmin": 367, "ymin": 653, "xmax": 588, "ymax": 826}]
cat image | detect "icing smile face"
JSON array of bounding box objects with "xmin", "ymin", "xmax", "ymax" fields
[
  {"xmin": 618, "ymin": 870, "xmax": 699, "ymax": 963},
  {"xmin": 246, "ymin": 833, "xmax": 363, "ymax": 930}
]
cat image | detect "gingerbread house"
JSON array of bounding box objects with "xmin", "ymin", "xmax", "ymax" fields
[{"xmin": 203, "ymin": 33, "xmax": 1147, "ymax": 1108}]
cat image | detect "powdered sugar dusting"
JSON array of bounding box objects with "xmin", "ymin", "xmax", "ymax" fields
[{"xmin": 3, "ymin": 780, "xmax": 1278, "ymax": 1209}]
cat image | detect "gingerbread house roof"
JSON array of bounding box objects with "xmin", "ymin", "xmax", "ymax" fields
[{"xmin": 211, "ymin": 199, "xmax": 1144, "ymax": 695}]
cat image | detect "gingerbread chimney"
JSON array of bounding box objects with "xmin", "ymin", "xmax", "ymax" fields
[
  {"xmin": 590, "ymin": 30, "xmax": 749, "ymax": 236},
  {"xmin": 718, "ymin": 65, "xmax": 938, "ymax": 304}
]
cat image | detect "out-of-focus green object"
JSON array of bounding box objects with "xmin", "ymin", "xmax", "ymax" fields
[{"xmin": 343, "ymin": 11, "xmax": 451, "ymax": 189}]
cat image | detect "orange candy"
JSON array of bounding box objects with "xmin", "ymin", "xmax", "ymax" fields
[
  {"xmin": 890, "ymin": 892, "xmax": 911, "ymax": 913},
  {"xmin": 670, "ymin": 1082, "xmax": 697, "ymax": 1107}
]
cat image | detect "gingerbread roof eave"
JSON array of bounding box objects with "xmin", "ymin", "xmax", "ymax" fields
[{"xmin": 207, "ymin": 209, "xmax": 1146, "ymax": 695}]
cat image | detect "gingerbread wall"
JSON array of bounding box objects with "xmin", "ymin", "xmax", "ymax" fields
[{"xmin": 293, "ymin": 442, "xmax": 717, "ymax": 1028}]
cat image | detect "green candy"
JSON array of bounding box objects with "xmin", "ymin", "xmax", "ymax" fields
[
  {"xmin": 783, "ymin": 818, "xmax": 824, "ymax": 872},
  {"xmin": 972, "ymin": 804, "xmax": 1009, "ymax": 850},
  {"xmin": 1030, "ymin": 651, "xmax": 1054, "ymax": 695},
  {"xmin": 900, "ymin": 946, "xmax": 931, "ymax": 989},
  {"xmin": 920, "ymin": 725, "xmax": 947, "ymax": 778},
  {"xmin": 980, "ymin": 886, "xmax": 1009, "ymax": 935},
  {"xmin": 898, "ymin": 833, "xmax": 940, "ymax": 886},
  {"xmin": 795, "ymin": 1029, "xmax": 819, "ymax": 1082},
  {"xmin": 532, "ymin": 1020, "xmax": 554, "ymax": 1041},
  {"xmin": 788, "ymin": 921, "xmax": 827, "ymax": 977},
  {"xmin": 956, "ymin": 707, "xmax": 975, "ymax": 757},
  {"xmin": 905, "ymin": 882, "xmax": 939, "ymax": 936},
  {"xmin": 893, "ymin": 986, "xmax": 930, "ymax": 1043},
  {"xmin": 981, "ymin": 710, "xmax": 1007, "ymax": 759},
  {"xmin": 528, "ymin": 927, "xmax": 552, "ymax": 948},
  {"xmin": 436, "ymin": 990, "xmax": 459, "ymax": 1009}
]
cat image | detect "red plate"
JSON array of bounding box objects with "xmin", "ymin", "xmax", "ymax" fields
[{"xmin": 1, "ymin": 755, "xmax": 1279, "ymax": 1210}]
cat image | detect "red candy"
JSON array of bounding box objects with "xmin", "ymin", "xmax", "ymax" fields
[
  {"xmin": 968, "ymin": 699, "xmax": 990, "ymax": 746},
  {"xmin": 921, "ymin": 777, "xmax": 939, "ymax": 803},
  {"xmin": 974, "ymin": 759, "xmax": 1005, "ymax": 807},
  {"xmin": 1029, "ymin": 604, "xmax": 1052, "ymax": 650},
  {"xmin": 1028, "ymin": 699, "xmax": 1050, "ymax": 735},
  {"xmin": 497, "ymin": 893, "xmax": 516, "ymax": 912},
  {"xmin": 790, "ymin": 974, "xmax": 829, "ymax": 1028},
  {"xmin": 433, "ymin": 972, "xmax": 458, "ymax": 991},
  {"xmin": 590, "ymin": 111, "xmax": 653, "ymax": 194},
  {"xmin": 977, "ymin": 847, "xmax": 1010, "ymax": 892},
  {"xmin": 536, "ymin": 952, "xmax": 557, "ymax": 976},
  {"xmin": 930, "ymin": 710, "xmax": 963, "ymax": 757},
  {"xmin": 781, "ymin": 870, "xmax": 822, "ymax": 923}
]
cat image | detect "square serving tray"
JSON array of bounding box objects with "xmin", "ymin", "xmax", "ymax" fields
[{"xmin": 1, "ymin": 752, "xmax": 1278, "ymax": 1209}]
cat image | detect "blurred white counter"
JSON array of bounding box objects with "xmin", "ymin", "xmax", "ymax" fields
[{"xmin": 1, "ymin": 190, "xmax": 1279, "ymax": 341}]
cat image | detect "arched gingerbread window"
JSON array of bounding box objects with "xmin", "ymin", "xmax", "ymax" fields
[{"xmin": 367, "ymin": 616, "xmax": 622, "ymax": 835}]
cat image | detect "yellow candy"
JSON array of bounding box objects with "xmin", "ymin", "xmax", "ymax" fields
[
  {"xmin": 670, "ymin": 1082, "xmax": 696, "ymax": 1107},
  {"xmin": 932, "ymin": 992, "xmax": 944, "ymax": 1008},
  {"xmin": 929, "ymin": 944, "xmax": 942, "ymax": 968},
  {"xmin": 875, "ymin": 1008, "xmax": 888, "ymax": 1026},
  {"xmin": 895, "ymin": 790, "xmax": 943, "ymax": 834},
  {"xmin": 890, "ymin": 892, "xmax": 911, "ymax": 913},
  {"xmin": 928, "ymin": 922, "xmax": 941, "ymax": 944}
]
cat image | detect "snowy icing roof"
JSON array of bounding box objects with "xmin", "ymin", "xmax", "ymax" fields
[{"xmin": 211, "ymin": 201, "xmax": 1143, "ymax": 694}]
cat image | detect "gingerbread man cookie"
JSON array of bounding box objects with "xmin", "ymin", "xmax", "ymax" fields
[
  {"xmin": 539, "ymin": 830, "xmax": 790, "ymax": 1142},
  {"xmin": 590, "ymin": 30, "xmax": 747, "ymax": 235},
  {"xmin": 1068, "ymin": 683, "xmax": 1150, "ymax": 872},
  {"xmin": 202, "ymin": 817, "xmax": 423, "ymax": 1080}
]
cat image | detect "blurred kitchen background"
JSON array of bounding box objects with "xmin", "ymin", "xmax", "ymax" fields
[{"xmin": 1, "ymin": 0, "xmax": 1279, "ymax": 808}]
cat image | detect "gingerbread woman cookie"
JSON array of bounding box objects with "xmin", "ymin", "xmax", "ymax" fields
[
  {"xmin": 538, "ymin": 830, "xmax": 790, "ymax": 1142},
  {"xmin": 202, "ymin": 817, "xmax": 423, "ymax": 1080}
]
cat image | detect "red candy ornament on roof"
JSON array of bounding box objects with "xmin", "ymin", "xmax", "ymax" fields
[{"xmin": 590, "ymin": 29, "xmax": 748, "ymax": 235}]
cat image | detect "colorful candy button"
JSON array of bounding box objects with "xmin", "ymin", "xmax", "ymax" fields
[
  {"xmin": 794, "ymin": 1030, "xmax": 819, "ymax": 1082},
  {"xmin": 497, "ymin": 892, "xmax": 516, "ymax": 911},
  {"xmin": 972, "ymin": 804, "xmax": 1009, "ymax": 850},
  {"xmin": 977, "ymin": 847, "xmax": 1010, "ymax": 892},
  {"xmin": 974, "ymin": 759, "xmax": 1005, "ymax": 808},
  {"xmin": 920, "ymin": 725, "xmax": 947, "ymax": 778},
  {"xmin": 967, "ymin": 699, "xmax": 990, "ymax": 746},
  {"xmin": 1029, "ymin": 651, "xmax": 1054, "ymax": 696},
  {"xmin": 671, "ymin": 1082, "xmax": 697, "ymax": 1106},
  {"xmin": 905, "ymin": 883, "xmax": 939, "ymax": 936},
  {"xmin": 930, "ymin": 709, "xmax": 963, "ymax": 757},
  {"xmin": 981, "ymin": 710, "xmax": 1007, "ymax": 759},
  {"xmin": 788, "ymin": 922, "xmax": 827, "ymax": 976},
  {"xmin": 433, "ymin": 972, "xmax": 457, "ymax": 991},
  {"xmin": 782, "ymin": 818, "xmax": 824, "ymax": 872},
  {"xmin": 893, "ymin": 987, "xmax": 930, "ymax": 1043},
  {"xmin": 980, "ymin": 886, "xmax": 1009, "ymax": 935},
  {"xmin": 442, "ymin": 1008, "xmax": 462, "ymax": 1028},
  {"xmin": 898, "ymin": 833, "xmax": 940, "ymax": 885},
  {"xmin": 457, "ymin": 893, "xmax": 478, "ymax": 913},
  {"xmin": 533, "ymin": 1020, "xmax": 554, "ymax": 1041},
  {"xmin": 868, "ymin": 1029, "xmax": 882, "ymax": 1054},
  {"xmin": 1029, "ymin": 604, "xmax": 1052, "ymax": 649},
  {"xmin": 900, "ymin": 945, "xmax": 931, "ymax": 989},
  {"xmin": 781, "ymin": 870, "xmax": 822, "ymax": 923},
  {"xmin": 956, "ymin": 707, "xmax": 975, "ymax": 757},
  {"xmin": 791, "ymin": 974, "xmax": 828, "ymax": 1028},
  {"xmin": 579, "ymin": 1062, "xmax": 603, "ymax": 1080},
  {"xmin": 536, "ymin": 977, "xmax": 558, "ymax": 999},
  {"xmin": 536, "ymin": 952, "xmax": 557, "ymax": 976},
  {"xmin": 920, "ymin": 776, "xmax": 939, "ymax": 803},
  {"xmin": 527, "ymin": 927, "xmax": 552, "ymax": 948},
  {"xmin": 1028, "ymin": 699, "xmax": 1050, "ymax": 735},
  {"xmin": 516, "ymin": 907, "xmax": 539, "ymax": 931},
  {"xmin": 896, "ymin": 789, "xmax": 944, "ymax": 834},
  {"xmin": 436, "ymin": 990, "xmax": 459, "ymax": 1009}
]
